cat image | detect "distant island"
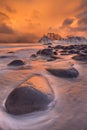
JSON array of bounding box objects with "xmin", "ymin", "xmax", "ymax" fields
[{"xmin": 39, "ymin": 33, "xmax": 87, "ymax": 44}]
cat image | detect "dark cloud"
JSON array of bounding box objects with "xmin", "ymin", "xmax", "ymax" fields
[
  {"xmin": 0, "ymin": 0, "xmax": 16, "ymax": 13},
  {"xmin": 0, "ymin": 10, "xmax": 39, "ymax": 42},
  {"xmin": 15, "ymin": 33, "xmax": 39, "ymax": 43},
  {"xmin": 0, "ymin": 11, "xmax": 14, "ymax": 34},
  {"xmin": 0, "ymin": 12, "xmax": 10, "ymax": 22},
  {"xmin": 78, "ymin": 0, "xmax": 87, "ymax": 11},
  {"xmin": 73, "ymin": 10, "xmax": 87, "ymax": 32},
  {"xmin": 31, "ymin": 10, "xmax": 40, "ymax": 19},
  {"xmin": 77, "ymin": 10, "xmax": 87, "ymax": 19},
  {"xmin": 60, "ymin": 8, "xmax": 87, "ymax": 35},
  {"xmin": 0, "ymin": 23, "xmax": 14, "ymax": 34},
  {"xmin": 62, "ymin": 18, "xmax": 74, "ymax": 27},
  {"xmin": 5, "ymin": 5, "xmax": 16, "ymax": 13},
  {"xmin": 77, "ymin": 11, "xmax": 87, "ymax": 26},
  {"xmin": 0, "ymin": 32, "xmax": 39, "ymax": 43}
]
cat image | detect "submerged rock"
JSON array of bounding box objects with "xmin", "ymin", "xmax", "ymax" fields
[
  {"xmin": 37, "ymin": 49, "xmax": 53, "ymax": 57},
  {"xmin": 72, "ymin": 55, "xmax": 87, "ymax": 61},
  {"xmin": 30, "ymin": 54, "xmax": 37, "ymax": 60},
  {"xmin": 68, "ymin": 49, "xmax": 78, "ymax": 54},
  {"xmin": 47, "ymin": 67, "xmax": 79, "ymax": 78},
  {"xmin": 5, "ymin": 75, "xmax": 54, "ymax": 115},
  {"xmin": 8, "ymin": 60, "xmax": 25, "ymax": 66},
  {"xmin": 0, "ymin": 56, "xmax": 9, "ymax": 59},
  {"xmin": 30, "ymin": 54, "xmax": 37, "ymax": 59},
  {"xmin": 0, "ymin": 56, "xmax": 15, "ymax": 59},
  {"xmin": 60, "ymin": 52, "xmax": 70, "ymax": 56}
]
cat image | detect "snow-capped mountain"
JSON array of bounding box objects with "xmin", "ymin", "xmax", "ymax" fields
[
  {"xmin": 64, "ymin": 36, "xmax": 87, "ymax": 43},
  {"xmin": 38, "ymin": 35, "xmax": 53, "ymax": 44},
  {"xmin": 39, "ymin": 33, "xmax": 87, "ymax": 45}
]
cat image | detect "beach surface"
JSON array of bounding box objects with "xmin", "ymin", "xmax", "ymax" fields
[{"xmin": 0, "ymin": 43, "xmax": 87, "ymax": 130}]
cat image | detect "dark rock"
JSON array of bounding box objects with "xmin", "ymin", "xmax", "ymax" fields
[
  {"xmin": 72, "ymin": 55, "xmax": 87, "ymax": 61},
  {"xmin": 48, "ymin": 46, "xmax": 53, "ymax": 49},
  {"xmin": 60, "ymin": 50, "xmax": 67, "ymax": 53},
  {"xmin": 0, "ymin": 56, "xmax": 8, "ymax": 59},
  {"xmin": 0, "ymin": 56, "xmax": 15, "ymax": 59},
  {"xmin": 8, "ymin": 51, "xmax": 14, "ymax": 54},
  {"xmin": 47, "ymin": 67, "xmax": 79, "ymax": 78},
  {"xmin": 47, "ymin": 58, "xmax": 56, "ymax": 62},
  {"xmin": 54, "ymin": 45, "xmax": 63, "ymax": 49},
  {"xmin": 37, "ymin": 49, "xmax": 53, "ymax": 57},
  {"xmin": 47, "ymin": 56, "xmax": 60, "ymax": 62},
  {"xmin": 45, "ymin": 43, "xmax": 52, "ymax": 45},
  {"xmin": 5, "ymin": 75, "xmax": 53, "ymax": 115},
  {"xmin": 37, "ymin": 50, "xmax": 41, "ymax": 55},
  {"xmin": 30, "ymin": 54, "xmax": 37, "ymax": 58},
  {"xmin": 8, "ymin": 60, "xmax": 25, "ymax": 66},
  {"xmin": 60, "ymin": 52, "xmax": 70, "ymax": 56},
  {"xmin": 53, "ymin": 51, "xmax": 58, "ymax": 55},
  {"xmin": 68, "ymin": 49, "xmax": 78, "ymax": 54},
  {"xmin": 5, "ymin": 87, "xmax": 51, "ymax": 115}
]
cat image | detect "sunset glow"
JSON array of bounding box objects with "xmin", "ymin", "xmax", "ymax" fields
[{"xmin": 0, "ymin": 0, "xmax": 87, "ymax": 42}]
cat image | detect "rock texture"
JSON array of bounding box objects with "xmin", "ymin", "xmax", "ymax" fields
[
  {"xmin": 5, "ymin": 75, "xmax": 54, "ymax": 115},
  {"xmin": 8, "ymin": 60, "xmax": 25, "ymax": 66},
  {"xmin": 47, "ymin": 68, "xmax": 79, "ymax": 78}
]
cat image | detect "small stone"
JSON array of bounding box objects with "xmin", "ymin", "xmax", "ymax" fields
[{"xmin": 8, "ymin": 60, "xmax": 25, "ymax": 66}]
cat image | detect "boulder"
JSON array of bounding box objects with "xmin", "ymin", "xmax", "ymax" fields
[
  {"xmin": 37, "ymin": 49, "xmax": 53, "ymax": 57},
  {"xmin": 5, "ymin": 75, "xmax": 54, "ymax": 115},
  {"xmin": 47, "ymin": 67, "xmax": 79, "ymax": 78},
  {"xmin": 30, "ymin": 54, "xmax": 37, "ymax": 58},
  {"xmin": 8, "ymin": 60, "xmax": 25, "ymax": 66},
  {"xmin": 5, "ymin": 87, "xmax": 52, "ymax": 115},
  {"xmin": 72, "ymin": 55, "xmax": 87, "ymax": 61}
]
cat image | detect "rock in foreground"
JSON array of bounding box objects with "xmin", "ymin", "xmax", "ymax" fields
[
  {"xmin": 5, "ymin": 75, "xmax": 53, "ymax": 115},
  {"xmin": 8, "ymin": 60, "xmax": 25, "ymax": 66},
  {"xmin": 47, "ymin": 67, "xmax": 79, "ymax": 78}
]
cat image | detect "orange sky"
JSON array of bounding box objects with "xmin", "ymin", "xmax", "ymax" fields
[{"xmin": 0, "ymin": 0, "xmax": 87, "ymax": 42}]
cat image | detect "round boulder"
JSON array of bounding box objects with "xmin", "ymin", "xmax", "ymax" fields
[
  {"xmin": 47, "ymin": 67, "xmax": 79, "ymax": 78},
  {"xmin": 30, "ymin": 54, "xmax": 37, "ymax": 59},
  {"xmin": 5, "ymin": 75, "xmax": 54, "ymax": 115},
  {"xmin": 8, "ymin": 60, "xmax": 25, "ymax": 66},
  {"xmin": 37, "ymin": 49, "xmax": 53, "ymax": 56},
  {"xmin": 5, "ymin": 87, "xmax": 52, "ymax": 115}
]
